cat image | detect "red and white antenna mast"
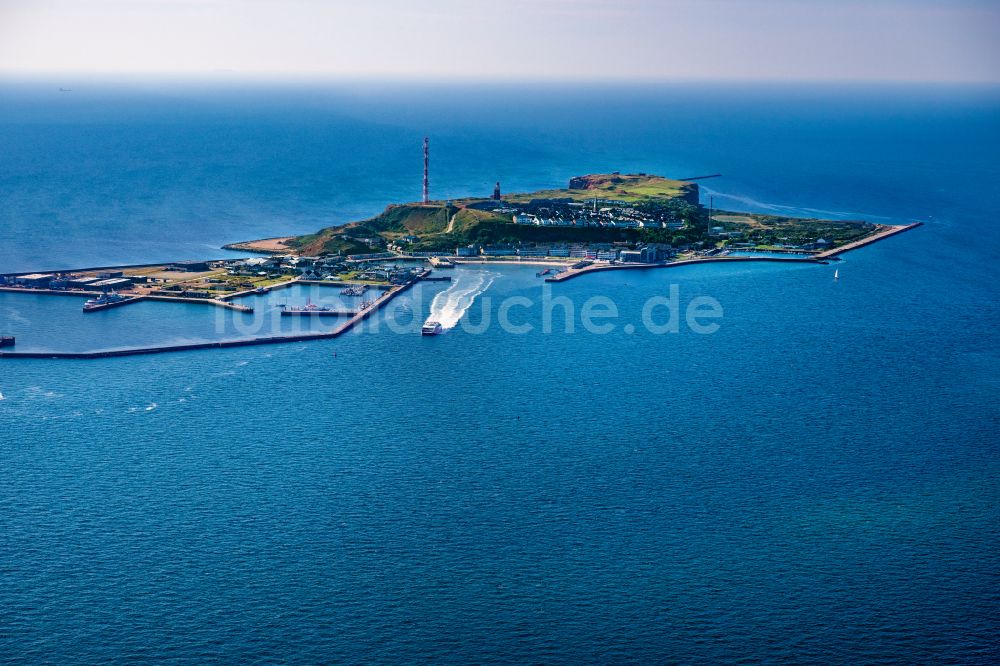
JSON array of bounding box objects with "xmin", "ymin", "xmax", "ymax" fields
[{"xmin": 422, "ymin": 136, "xmax": 429, "ymax": 204}]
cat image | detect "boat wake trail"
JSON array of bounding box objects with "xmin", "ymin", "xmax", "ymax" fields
[
  {"xmin": 428, "ymin": 270, "xmax": 499, "ymax": 330},
  {"xmin": 700, "ymin": 186, "xmax": 892, "ymax": 220}
]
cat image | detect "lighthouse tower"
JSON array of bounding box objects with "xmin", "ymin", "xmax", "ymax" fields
[{"xmin": 492, "ymin": 181, "xmax": 501, "ymax": 201}]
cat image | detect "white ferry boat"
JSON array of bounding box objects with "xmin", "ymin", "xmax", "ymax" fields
[
  {"xmin": 421, "ymin": 320, "xmax": 443, "ymax": 336},
  {"xmin": 83, "ymin": 291, "xmax": 132, "ymax": 312}
]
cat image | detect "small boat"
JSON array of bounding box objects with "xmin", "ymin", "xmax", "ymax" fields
[
  {"xmin": 834, "ymin": 269, "xmax": 839, "ymax": 280},
  {"xmin": 254, "ymin": 287, "xmax": 268, "ymax": 294},
  {"xmin": 83, "ymin": 291, "xmax": 133, "ymax": 312},
  {"xmin": 421, "ymin": 320, "xmax": 443, "ymax": 336}
]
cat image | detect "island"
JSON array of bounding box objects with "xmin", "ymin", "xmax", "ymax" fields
[
  {"xmin": 0, "ymin": 172, "xmax": 920, "ymax": 358},
  {"xmin": 226, "ymin": 172, "xmax": 918, "ymax": 277}
]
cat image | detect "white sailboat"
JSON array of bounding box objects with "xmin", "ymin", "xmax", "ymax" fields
[{"xmin": 834, "ymin": 269, "xmax": 839, "ymax": 280}]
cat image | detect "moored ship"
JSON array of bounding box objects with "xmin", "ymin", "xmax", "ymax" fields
[
  {"xmin": 83, "ymin": 291, "xmax": 135, "ymax": 312},
  {"xmin": 340, "ymin": 284, "xmax": 369, "ymax": 296},
  {"xmin": 280, "ymin": 299, "xmax": 350, "ymax": 316}
]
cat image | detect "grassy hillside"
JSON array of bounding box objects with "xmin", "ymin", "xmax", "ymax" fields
[
  {"xmin": 367, "ymin": 204, "xmax": 452, "ymax": 235},
  {"xmin": 497, "ymin": 173, "xmax": 694, "ymax": 204},
  {"xmin": 284, "ymin": 173, "xmax": 701, "ymax": 256},
  {"xmin": 287, "ymin": 231, "xmax": 372, "ymax": 257},
  {"xmin": 288, "ymin": 204, "xmax": 520, "ymax": 255}
]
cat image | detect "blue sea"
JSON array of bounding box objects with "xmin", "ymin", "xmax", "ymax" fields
[{"xmin": 1, "ymin": 80, "xmax": 998, "ymax": 663}]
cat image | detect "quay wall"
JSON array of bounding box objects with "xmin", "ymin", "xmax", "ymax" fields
[
  {"xmin": 0, "ymin": 287, "xmax": 101, "ymax": 297},
  {"xmin": 295, "ymin": 280, "xmax": 391, "ymax": 289},
  {"xmin": 1, "ymin": 259, "xmax": 246, "ymax": 279},
  {"xmin": 815, "ymin": 222, "xmax": 922, "ymax": 258},
  {"xmin": 546, "ymin": 256, "xmax": 823, "ymax": 282},
  {"xmin": 217, "ymin": 278, "xmax": 301, "ymax": 301},
  {"xmin": 0, "ymin": 273, "xmax": 424, "ymax": 360},
  {"xmin": 547, "ymin": 223, "xmax": 922, "ymax": 282}
]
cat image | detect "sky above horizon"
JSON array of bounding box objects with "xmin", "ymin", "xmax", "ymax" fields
[{"xmin": 1, "ymin": 0, "xmax": 998, "ymax": 83}]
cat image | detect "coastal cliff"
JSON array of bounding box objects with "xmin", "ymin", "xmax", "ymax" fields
[
  {"xmin": 272, "ymin": 172, "xmax": 873, "ymax": 256},
  {"xmin": 567, "ymin": 173, "xmax": 699, "ymax": 206}
]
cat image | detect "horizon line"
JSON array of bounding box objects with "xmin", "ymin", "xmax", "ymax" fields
[{"xmin": 2, "ymin": 71, "xmax": 1000, "ymax": 87}]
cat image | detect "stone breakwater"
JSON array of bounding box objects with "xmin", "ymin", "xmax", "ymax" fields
[
  {"xmin": 0, "ymin": 273, "xmax": 426, "ymax": 360},
  {"xmin": 546, "ymin": 223, "xmax": 922, "ymax": 282},
  {"xmin": 545, "ymin": 256, "xmax": 824, "ymax": 282}
]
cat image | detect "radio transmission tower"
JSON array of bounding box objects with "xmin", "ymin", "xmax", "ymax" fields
[{"xmin": 423, "ymin": 137, "xmax": 429, "ymax": 204}]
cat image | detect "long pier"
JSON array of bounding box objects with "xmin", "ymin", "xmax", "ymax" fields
[
  {"xmin": 280, "ymin": 309, "xmax": 357, "ymax": 317},
  {"xmin": 0, "ymin": 272, "xmax": 426, "ymax": 360},
  {"xmin": 678, "ymin": 174, "xmax": 723, "ymax": 181},
  {"xmin": 295, "ymin": 280, "xmax": 391, "ymax": 289},
  {"xmin": 546, "ymin": 222, "xmax": 922, "ymax": 282},
  {"xmin": 0, "ymin": 273, "xmax": 391, "ymax": 313},
  {"xmin": 815, "ymin": 222, "xmax": 922, "ymax": 258},
  {"xmin": 0, "ymin": 287, "xmax": 256, "ymax": 313},
  {"xmin": 545, "ymin": 255, "xmax": 824, "ymax": 282},
  {"xmin": 141, "ymin": 294, "xmax": 254, "ymax": 312}
]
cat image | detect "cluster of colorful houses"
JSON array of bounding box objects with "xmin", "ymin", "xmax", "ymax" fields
[
  {"xmin": 486, "ymin": 192, "xmax": 693, "ymax": 230},
  {"xmin": 232, "ymin": 242, "xmax": 676, "ymax": 267},
  {"xmin": 228, "ymin": 255, "xmax": 420, "ymax": 284},
  {"xmin": 2, "ymin": 240, "xmax": 687, "ymax": 298},
  {"xmin": 453, "ymin": 243, "xmax": 672, "ymax": 263},
  {"xmin": 512, "ymin": 211, "xmax": 685, "ymax": 230}
]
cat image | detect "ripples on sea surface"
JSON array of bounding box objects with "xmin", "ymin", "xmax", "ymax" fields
[{"xmin": 1, "ymin": 81, "xmax": 998, "ymax": 663}]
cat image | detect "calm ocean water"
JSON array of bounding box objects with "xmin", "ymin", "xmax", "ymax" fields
[{"xmin": 1, "ymin": 80, "xmax": 998, "ymax": 663}]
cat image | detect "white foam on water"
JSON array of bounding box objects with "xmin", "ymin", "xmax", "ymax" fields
[
  {"xmin": 700, "ymin": 186, "xmax": 892, "ymax": 220},
  {"xmin": 5, "ymin": 308, "xmax": 29, "ymax": 325},
  {"xmin": 428, "ymin": 269, "xmax": 499, "ymax": 330},
  {"xmin": 24, "ymin": 386, "xmax": 60, "ymax": 400}
]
